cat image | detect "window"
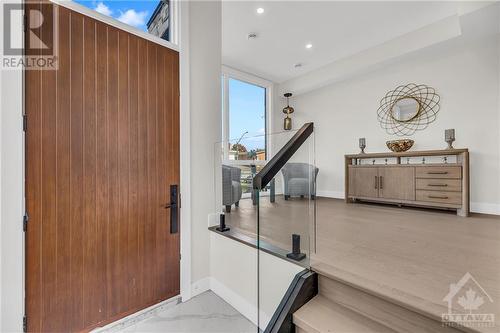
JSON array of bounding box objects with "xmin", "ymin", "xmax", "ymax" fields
[
  {"xmin": 73, "ymin": 0, "xmax": 175, "ymax": 43},
  {"xmin": 228, "ymin": 78, "xmax": 266, "ymax": 159},
  {"xmin": 221, "ymin": 68, "xmax": 273, "ymax": 195}
]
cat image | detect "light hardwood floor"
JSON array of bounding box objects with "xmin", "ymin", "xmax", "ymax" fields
[{"xmin": 224, "ymin": 196, "xmax": 500, "ymax": 331}]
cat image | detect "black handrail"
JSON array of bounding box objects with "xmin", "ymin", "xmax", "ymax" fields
[{"xmin": 253, "ymin": 122, "xmax": 314, "ymax": 190}]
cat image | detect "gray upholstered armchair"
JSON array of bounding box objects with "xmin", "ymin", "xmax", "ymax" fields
[
  {"xmin": 281, "ymin": 163, "xmax": 319, "ymax": 200},
  {"xmin": 222, "ymin": 165, "xmax": 242, "ymax": 213}
]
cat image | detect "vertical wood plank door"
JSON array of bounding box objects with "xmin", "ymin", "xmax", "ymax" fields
[{"xmin": 25, "ymin": 4, "xmax": 180, "ymax": 332}]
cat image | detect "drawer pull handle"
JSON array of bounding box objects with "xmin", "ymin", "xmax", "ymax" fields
[
  {"xmin": 428, "ymin": 195, "xmax": 449, "ymax": 199},
  {"xmin": 427, "ymin": 171, "xmax": 449, "ymax": 175},
  {"xmin": 428, "ymin": 184, "xmax": 448, "ymax": 187},
  {"xmin": 374, "ymin": 176, "xmax": 378, "ymax": 189}
]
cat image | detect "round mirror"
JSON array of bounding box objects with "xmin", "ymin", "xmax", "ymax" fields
[{"xmin": 391, "ymin": 97, "xmax": 420, "ymax": 122}]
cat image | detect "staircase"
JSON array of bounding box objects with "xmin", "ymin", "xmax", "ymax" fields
[{"xmin": 293, "ymin": 263, "xmax": 473, "ymax": 333}]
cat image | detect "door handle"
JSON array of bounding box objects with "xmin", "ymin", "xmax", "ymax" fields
[
  {"xmin": 374, "ymin": 176, "xmax": 378, "ymax": 189},
  {"xmin": 164, "ymin": 185, "xmax": 179, "ymax": 234},
  {"xmin": 379, "ymin": 176, "xmax": 383, "ymax": 189}
]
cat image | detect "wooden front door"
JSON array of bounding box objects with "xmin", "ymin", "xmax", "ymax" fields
[{"xmin": 25, "ymin": 3, "xmax": 180, "ymax": 332}]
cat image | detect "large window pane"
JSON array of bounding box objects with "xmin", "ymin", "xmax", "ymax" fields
[{"xmin": 228, "ymin": 78, "xmax": 266, "ymax": 159}]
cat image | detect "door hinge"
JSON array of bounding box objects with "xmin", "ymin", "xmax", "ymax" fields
[
  {"xmin": 23, "ymin": 315, "xmax": 27, "ymax": 332},
  {"xmin": 179, "ymin": 253, "xmax": 182, "ymax": 261},
  {"xmin": 23, "ymin": 114, "xmax": 27, "ymax": 132},
  {"xmin": 23, "ymin": 213, "xmax": 29, "ymax": 232},
  {"xmin": 23, "ymin": 14, "xmax": 27, "ymax": 33}
]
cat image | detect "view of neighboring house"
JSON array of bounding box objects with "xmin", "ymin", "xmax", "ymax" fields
[
  {"xmin": 147, "ymin": 0, "xmax": 170, "ymax": 41},
  {"xmin": 0, "ymin": 1, "xmax": 499, "ymax": 333}
]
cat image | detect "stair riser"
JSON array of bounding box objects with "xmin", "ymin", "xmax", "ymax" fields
[
  {"xmin": 296, "ymin": 327, "xmax": 307, "ymax": 333},
  {"xmin": 319, "ymin": 275, "xmax": 464, "ymax": 333}
]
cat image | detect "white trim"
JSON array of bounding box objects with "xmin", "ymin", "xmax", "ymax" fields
[
  {"xmin": 220, "ymin": 66, "xmax": 274, "ymax": 160},
  {"xmin": 0, "ymin": 0, "xmax": 24, "ymax": 330},
  {"xmin": 178, "ymin": 0, "xmax": 192, "ymax": 302},
  {"xmin": 169, "ymin": 0, "xmax": 179, "ymax": 46},
  {"xmin": 191, "ymin": 277, "xmax": 211, "ymax": 298},
  {"xmin": 49, "ymin": 0, "xmax": 179, "ymax": 52},
  {"xmin": 316, "ymin": 190, "xmax": 344, "ymax": 200},
  {"xmin": 222, "ymin": 73, "xmax": 230, "ymax": 159},
  {"xmin": 222, "ymin": 65, "xmax": 273, "ymax": 88},
  {"xmin": 210, "ymin": 277, "xmax": 258, "ymax": 327},
  {"xmin": 470, "ymin": 202, "xmax": 500, "ymax": 216}
]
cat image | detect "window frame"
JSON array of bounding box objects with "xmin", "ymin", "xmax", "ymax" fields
[{"xmin": 221, "ymin": 65, "xmax": 273, "ymax": 163}]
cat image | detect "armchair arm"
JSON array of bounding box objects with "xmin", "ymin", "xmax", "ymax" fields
[{"xmin": 222, "ymin": 166, "xmax": 233, "ymax": 204}]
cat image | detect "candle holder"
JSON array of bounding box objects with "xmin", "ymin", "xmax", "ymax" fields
[
  {"xmin": 359, "ymin": 138, "xmax": 366, "ymax": 154},
  {"xmin": 445, "ymin": 129, "xmax": 455, "ymax": 149}
]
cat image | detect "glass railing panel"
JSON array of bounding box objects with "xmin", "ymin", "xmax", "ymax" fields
[
  {"xmin": 256, "ymin": 125, "xmax": 316, "ymax": 331},
  {"xmin": 212, "ymin": 130, "xmax": 299, "ymax": 331}
]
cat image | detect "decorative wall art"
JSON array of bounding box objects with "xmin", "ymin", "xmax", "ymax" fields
[{"xmin": 377, "ymin": 83, "xmax": 440, "ymax": 136}]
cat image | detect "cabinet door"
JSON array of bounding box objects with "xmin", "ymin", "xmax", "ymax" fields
[
  {"xmin": 348, "ymin": 167, "xmax": 379, "ymax": 198},
  {"xmin": 378, "ymin": 167, "xmax": 415, "ymax": 200}
]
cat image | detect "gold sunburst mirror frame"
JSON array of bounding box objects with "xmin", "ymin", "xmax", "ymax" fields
[{"xmin": 377, "ymin": 83, "xmax": 440, "ymax": 136}]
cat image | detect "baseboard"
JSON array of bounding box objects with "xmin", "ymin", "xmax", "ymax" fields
[
  {"xmin": 191, "ymin": 277, "xmax": 211, "ymax": 298},
  {"xmin": 209, "ymin": 277, "xmax": 271, "ymax": 329},
  {"xmin": 316, "ymin": 190, "xmax": 344, "ymax": 199},
  {"xmin": 317, "ymin": 191, "xmax": 500, "ymax": 216},
  {"xmin": 471, "ymin": 202, "xmax": 500, "ymax": 215}
]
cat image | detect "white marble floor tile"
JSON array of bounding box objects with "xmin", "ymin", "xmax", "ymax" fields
[{"xmin": 119, "ymin": 291, "xmax": 257, "ymax": 333}]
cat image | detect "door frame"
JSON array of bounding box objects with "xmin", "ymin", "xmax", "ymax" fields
[{"xmin": 1, "ymin": 0, "xmax": 192, "ymax": 330}]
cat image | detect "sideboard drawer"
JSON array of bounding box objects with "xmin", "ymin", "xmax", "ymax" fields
[
  {"xmin": 416, "ymin": 190, "xmax": 462, "ymax": 205},
  {"xmin": 416, "ymin": 179, "xmax": 461, "ymax": 192},
  {"xmin": 415, "ymin": 166, "xmax": 461, "ymax": 179}
]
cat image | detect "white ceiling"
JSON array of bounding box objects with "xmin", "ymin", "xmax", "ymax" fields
[{"xmin": 222, "ymin": 1, "xmax": 463, "ymax": 83}]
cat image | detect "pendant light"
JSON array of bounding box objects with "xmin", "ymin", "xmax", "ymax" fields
[{"xmin": 283, "ymin": 93, "xmax": 294, "ymax": 130}]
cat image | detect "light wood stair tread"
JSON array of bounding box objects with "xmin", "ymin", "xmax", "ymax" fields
[
  {"xmin": 293, "ymin": 295, "xmax": 397, "ymax": 333},
  {"xmin": 311, "ymin": 260, "xmax": 496, "ymax": 333}
]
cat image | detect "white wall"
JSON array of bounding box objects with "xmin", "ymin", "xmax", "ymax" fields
[
  {"xmin": 274, "ymin": 36, "xmax": 500, "ymax": 214},
  {"xmin": 0, "ymin": 0, "xmax": 25, "ymax": 330},
  {"xmin": 209, "ymin": 232, "xmax": 303, "ymax": 329},
  {"xmin": 189, "ymin": 0, "xmax": 222, "ymax": 286}
]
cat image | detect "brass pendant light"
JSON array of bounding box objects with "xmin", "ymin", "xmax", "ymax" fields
[{"xmin": 283, "ymin": 92, "xmax": 294, "ymax": 130}]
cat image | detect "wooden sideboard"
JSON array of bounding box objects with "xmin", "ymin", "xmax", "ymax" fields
[{"xmin": 345, "ymin": 149, "xmax": 469, "ymax": 217}]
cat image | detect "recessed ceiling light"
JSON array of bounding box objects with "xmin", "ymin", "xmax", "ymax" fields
[
  {"xmin": 305, "ymin": 43, "xmax": 313, "ymax": 49},
  {"xmin": 247, "ymin": 33, "xmax": 257, "ymax": 40},
  {"xmin": 256, "ymin": 7, "xmax": 264, "ymax": 14}
]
